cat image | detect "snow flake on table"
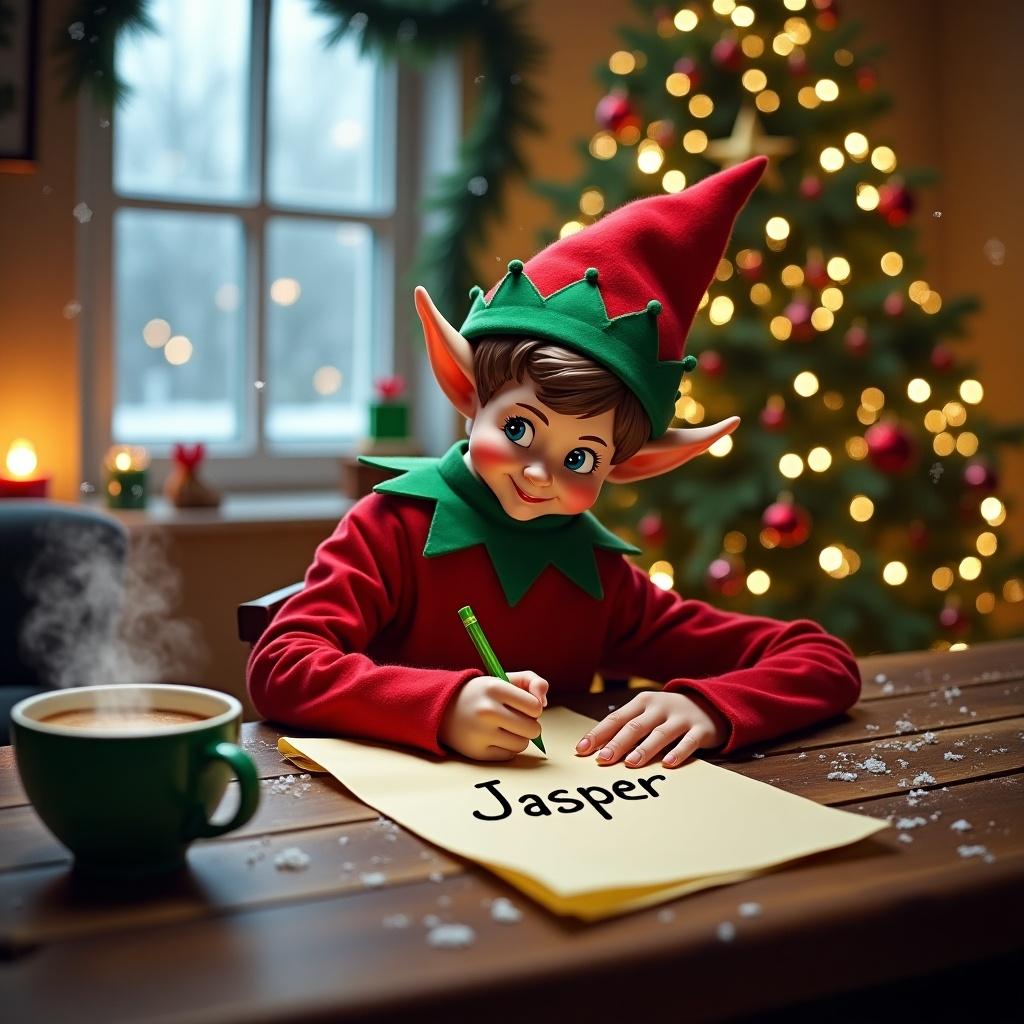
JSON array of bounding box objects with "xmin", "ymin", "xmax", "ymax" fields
[
  {"xmin": 427, "ymin": 923, "xmax": 476, "ymax": 949},
  {"xmin": 274, "ymin": 847, "xmax": 311, "ymax": 871},
  {"xmin": 912, "ymin": 772, "xmax": 937, "ymax": 786},
  {"xmin": 895, "ymin": 720, "xmax": 915, "ymax": 734},
  {"xmin": 716, "ymin": 921, "xmax": 736, "ymax": 942},
  {"xmin": 895, "ymin": 816, "xmax": 928, "ymax": 830},
  {"xmin": 950, "ymin": 819, "xmax": 973, "ymax": 832},
  {"xmin": 944, "ymin": 752, "xmax": 965, "ymax": 761},
  {"xmin": 827, "ymin": 771, "xmax": 858, "ymax": 782},
  {"xmin": 263, "ymin": 774, "xmax": 313, "ymax": 797},
  {"xmin": 856, "ymin": 756, "xmax": 888, "ymax": 774},
  {"xmin": 383, "ymin": 913, "xmax": 411, "ymax": 929},
  {"xmin": 73, "ymin": 202, "xmax": 93, "ymax": 224},
  {"xmin": 738, "ymin": 902, "xmax": 762, "ymax": 918},
  {"xmin": 957, "ymin": 844, "xmax": 994, "ymax": 863},
  {"xmin": 490, "ymin": 897, "xmax": 523, "ymax": 924},
  {"xmin": 359, "ymin": 871, "xmax": 387, "ymax": 887}
]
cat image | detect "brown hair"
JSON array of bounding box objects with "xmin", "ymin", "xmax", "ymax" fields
[{"xmin": 472, "ymin": 337, "xmax": 650, "ymax": 464}]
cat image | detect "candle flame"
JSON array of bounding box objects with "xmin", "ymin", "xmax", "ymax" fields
[{"xmin": 5, "ymin": 438, "xmax": 38, "ymax": 479}]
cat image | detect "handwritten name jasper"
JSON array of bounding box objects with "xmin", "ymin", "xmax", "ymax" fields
[{"xmin": 471, "ymin": 775, "xmax": 667, "ymax": 822}]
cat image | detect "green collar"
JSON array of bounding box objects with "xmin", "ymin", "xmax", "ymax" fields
[{"xmin": 358, "ymin": 440, "xmax": 640, "ymax": 607}]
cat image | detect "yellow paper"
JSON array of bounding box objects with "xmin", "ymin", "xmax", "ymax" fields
[{"xmin": 280, "ymin": 707, "xmax": 887, "ymax": 920}]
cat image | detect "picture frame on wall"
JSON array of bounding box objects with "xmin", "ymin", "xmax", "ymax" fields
[{"xmin": 0, "ymin": 0, "xmax": 40, "ymax": 173}]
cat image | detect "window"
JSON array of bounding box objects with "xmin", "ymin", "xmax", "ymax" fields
[{"xmin": 78, "ymin": 0, "xmax": 451, "ymax": 490}]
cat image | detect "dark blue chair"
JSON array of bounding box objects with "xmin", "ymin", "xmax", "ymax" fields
[{"xmin": 0, "ymin": 501, "xmax": 127, "ymax": 744}]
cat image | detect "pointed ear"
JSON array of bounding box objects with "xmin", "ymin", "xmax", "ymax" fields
[
  {"xmin": 606, "ymin": 416, "xmax": 741, "ymax": 483},
  {"xmin": 414, "ymin": 286, "xmax": 477, "ymax": 420}
]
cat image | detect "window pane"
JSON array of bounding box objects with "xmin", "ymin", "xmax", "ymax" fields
[
  {"xmin": 113, "ymin": 209, "xmax": 245, "ymax": 443},
  {"xmin": 267, "ymin": 0, "xmax": 388, "ymax": 211},
  {"xmin": 113, "ymin": 0, "xmax": 250, "ymax": 202},
  {"xmin": 264, "ymin": 218, "xmax": 374, "ymax": 444}
]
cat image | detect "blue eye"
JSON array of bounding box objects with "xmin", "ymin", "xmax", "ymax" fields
[
  {"xmin": 503, "ymin": 416, "xmax": 534, "ymax": 447},
  {"xmin": 565, "ymin": 448, "xmax": 599, "ymax": 474}
]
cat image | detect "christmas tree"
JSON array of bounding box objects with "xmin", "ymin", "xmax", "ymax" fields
[{"xmin": 538, "ymin": 0, "xmax": 1023, "ymax": 655}]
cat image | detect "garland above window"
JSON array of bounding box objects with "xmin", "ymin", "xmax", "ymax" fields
[{"xmin": 55, "ymin": 0, "xmax": 544, "ymax": 326}]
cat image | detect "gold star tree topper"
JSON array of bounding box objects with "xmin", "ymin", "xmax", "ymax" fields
[{"xmin": 704, "ymin": 105, "xmax": 796, "ymax": 189}]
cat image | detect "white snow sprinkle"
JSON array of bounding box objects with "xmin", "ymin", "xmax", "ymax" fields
[
  {"xmin": 857, "ymin": 756, "xmax": 888, "ymax": 774},
  {"xmin": 881, "ymin": 682, "xmax": 895, "ymax": 695},
  {"xmin": 738, "ymin": 902, "xmax": 762, "ymax": 918},
  {"xmin": 898, "ymin": 833, "xmax": 914, "ymax": 844},
  {"xmin": 429, "ymin": 871, "xmax": 445, "ymax": 883},
  {"xmin": 490, "ymin": 898, "xmax": 523, "ymax": 924},
  {"xmin": 957, "ymin": 845, "xmax": 989, "ymax": 859},
  {"xmin": 422, "ymin": 914, "xmax": 441, "ymax": 928},
  {"xmin": 922, "ymin": 732, "xmax": 938, "ymax": 744},
  {"xmin": 338, "ymin": 836, "xmax": 349, "ymax": 845},
  {"xmin": 427, "ymin": 924, "xmax": 476, "ymax": 949},
  {"xmin": 912, "ymin": 772, "xmax": 937, "ymax": 786},
  {"xmin": 73, "ymin": 202, "xmax": 93, "ymax": 223},
  {"xmin": 944, "ymin": 752, "xmax": 965, "ymax": 761},
  {"xmin": 383, "ymin": 914, "xmax": 410, "ymax": 929},
  {"xmin": 827, "ymin": 771, "xmax": 858, "ymax": 782},
  {"xmin": 874, "ymin": 673, "xmax": 888, "ymax": 684},
  {"xmin": 944, "ymin": 687, "xmax": 962, "ymax": 700},
  {"xmin": 895, "ymin": 816, "xmax": 927, "ymax": 830},
  {"xmin": 716, "ymin": 921, "xmax": 736, "ymax": 942},
  {"xmin": 895, "ymin": 720, "xmax": 915, "ymax": 734},
  {"xmin": 865, "ymin": 723, "xmax": 880, "ymax": 732},
  {"xmin": 751, "ymin": 753, "xmax": 766, "ymax": 759},
  {"xmin": 274, "ymin": 847, "xmax": 311, "ymax": 871},
  {"xmin": 657, "ymin": 908, "xmax": 675, "ymax": 923},
  {"xmin": 897, "ymin": 759, "xmax": 910, "ymax": 769},
  {"xmin": 796, "ymin": 752, "xmax": 808, "ymax": 759},
  {"xmin": 950, "ymin": 819, "xmax": 973, "ymax": 832},
  {"xmin": 359, "ymin": 871, "xmax": 387, "ymax": 887}
]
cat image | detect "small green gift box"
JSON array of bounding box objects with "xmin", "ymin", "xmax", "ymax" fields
[{"xmin": 369, "ymin": 401, "xmax": 408, "ymax": 440}]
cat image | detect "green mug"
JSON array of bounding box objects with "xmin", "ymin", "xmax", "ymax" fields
[{"xmin": 11, "ymin": 683, "xmax": 260, "ymax": 875}]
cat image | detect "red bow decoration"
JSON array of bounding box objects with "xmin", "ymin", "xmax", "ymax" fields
[
  {"xmin": 172, "ymin": 443, "xmax": 206, "ymax": 472},
  {"xmin": 375, "ymin": 376, "xmax": 405, "ymax": 401}
]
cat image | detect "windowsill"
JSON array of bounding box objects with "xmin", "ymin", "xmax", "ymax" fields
[{"xmin": 83, "ymin": 490, "xmax": 354, "ymax": 535}]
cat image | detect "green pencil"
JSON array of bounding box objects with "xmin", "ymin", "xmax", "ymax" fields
[{"xmin": 458, "ymin": 605, "xmax": 546, "ymax": 754}]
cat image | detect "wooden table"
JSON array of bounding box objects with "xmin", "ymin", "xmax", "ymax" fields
[{"xmin": 2, "ymin": 640, "xmax": 1023, "ymax": 1022}]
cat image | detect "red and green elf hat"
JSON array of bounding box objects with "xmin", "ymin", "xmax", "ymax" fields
[{"xmin": 459, "ymin": 156, "xmax": 767, "ymax": 438}]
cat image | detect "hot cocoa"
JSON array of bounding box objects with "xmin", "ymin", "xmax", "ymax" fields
[{"xmin": 41, "ymin": 708, "xmax": 208, "ymax": 731}]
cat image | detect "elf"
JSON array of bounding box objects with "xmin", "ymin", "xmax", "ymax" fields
[{"xmin": 248, "ymin": 156, "xmax": 861, "ymax": 770}]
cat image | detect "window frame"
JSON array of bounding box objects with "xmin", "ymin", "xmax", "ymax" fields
[{"xmin": 76, "ymin": 0, "xmax": 435, "ymax": 492}]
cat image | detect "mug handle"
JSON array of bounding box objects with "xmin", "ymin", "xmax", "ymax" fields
[{"xmin": 189, "ymin": 741, "xmax": 260, "ymax": 839}]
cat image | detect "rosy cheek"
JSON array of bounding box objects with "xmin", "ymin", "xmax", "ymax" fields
[
  {"xmin": 470, "ymin": 435, "xmax": 513, "ymax": 471},
  {"xmin": 560, "ymin": 475, "xmax": 601, "ymax": 514}
]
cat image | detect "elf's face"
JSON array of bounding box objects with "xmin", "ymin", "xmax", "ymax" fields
[{"xmin": 466, "ymin": 378, "xmax": 618, "ymax": 521}]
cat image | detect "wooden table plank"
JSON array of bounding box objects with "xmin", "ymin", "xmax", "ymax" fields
[
  {"xmin": 855, "ymin": 638, "xmax": 1024, "ymax": 698},
  {"xmin": 2, "ymin": 772, "xmax": 1020, "ymax": 1023}
]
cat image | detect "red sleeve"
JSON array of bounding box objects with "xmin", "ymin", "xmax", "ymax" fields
[
  {"xmin": 245, "ymin": 494, "xmax": 477, "ymax": 755},
  {"xmin": 599, "ymin": 558, "xmax": 861, "ymax": 754}
]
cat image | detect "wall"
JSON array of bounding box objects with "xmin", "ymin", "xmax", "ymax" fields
[{"xmin": 0, "ymin": 0, "xmax": 80, "ymax": 502}]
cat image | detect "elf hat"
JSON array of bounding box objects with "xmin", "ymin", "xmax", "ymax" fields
[{"xmin": 460, "ymin": 155, "xmax": 767, "ymax": 438}]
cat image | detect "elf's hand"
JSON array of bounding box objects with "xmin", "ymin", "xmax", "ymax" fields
[
  {"xmin": 574, "ymin": 690, "xmax": 729, "ymax": 769},
  {"xmin": 439, "ymin": 670, "xmax": 548, "ymax": 762}
]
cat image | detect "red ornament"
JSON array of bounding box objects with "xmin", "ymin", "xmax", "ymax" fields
[
  {"xmin": 804, "ymin": 258, "xmax": 829, "ymax": 290},
  {"xmin": 737, "ymin": 251, "xmax": 764, "ymax": 281},
  {"xmin": 883, "ymin": 291, "xmax": 905, "ymax": 317},
  {"xmin": 788, "ymin": 52, "xmax": 809, "ymax": 76},
  {"xmin": 673, "ymin": 57, "xmax": 702, "ymax": 91},
  {"xmin": 698, "ymin": 350, "xmax": 725, "ymax": 376},
  {"xmin": 171, "ymin": 442, "xmax": 206, "ymax": 472},
  {"xmin": 877, "ymin": 182, "xmax": 915, "ymax": 227},
  {"xmin": 784, "ymin": 299, "xmax": 814, "ymax": 341},
  {"xmin": 908, "ymin": 519, "xmax": 929, "ymax": 552},
  {"xmin": 759, "ymin": 405, "xmax": 787, "ymax": 431},
  {"xmin": 939, "ymin": 605, "xmax": 970, "ymax": 634},
  {"xmin": 856, "ymin": 65, "xmax": 878, "ymax": 91},
  {"xmin": 705, "ymin": 555, "xmax": 745, "ymax": 598},
  {"xmin": 844, "ymin": 323, "xmax": 870, "ymax": 357},
  {"xmin": 711, "ymin": 37, "xmax": 743, "ymax": 72},
  {"xmin": 596, "ymin": 92, "xmax": 633, "ymax": 132},
  {"xmin": 761, "ymin": 500, "xmax": 811, "ymax": 548},
  {"xmin": 638, "ymin": 512, "xmax": 667, "ymax": 547},
  {"xmin": 799, "ymin": 174, "xmax": 823, "ymax": 200},
  {"xmin": 963, "ymin": 460, "xmax": 998, "ymax": 492},
  {"xmin": 865, "ymin": 421, "xmax": 916, "ymax": 475},
  {"xmin": 930, "ymin": 344, "xmax": 955, "ymax": 372},
  {"xmin": 650, "ymin": 118, "xmax": 676, "ymax": 148}
]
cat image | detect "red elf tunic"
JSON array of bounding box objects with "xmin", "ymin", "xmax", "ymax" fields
[{"xmin": 247, "ymin": 440, "xmax": 861, "ymax": 756}]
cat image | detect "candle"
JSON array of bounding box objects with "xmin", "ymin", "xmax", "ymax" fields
[
  {"xmin": 104, "ymin": 445, "xmax": 150, "ymax": 509},
  {"xmin": 0, "ymin": 439, "xmax": 51, "ymax": 499}
]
